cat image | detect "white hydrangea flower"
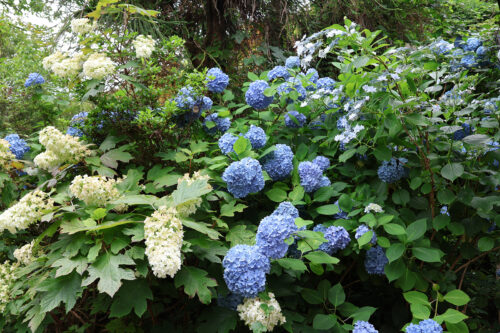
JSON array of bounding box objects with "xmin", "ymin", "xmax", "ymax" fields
[
  {"xmin": 69, "ymin": 175, "xmax": 123, "ymax": 207},
  {"xmin": 132, "ymin": 35, "xmax": 156, "ymax": 58},
  {"xmin": 13, "ymin": 241, "xmax": 35, "ymax": 265},
  {"xmin": 363, "ymin": 85, "xmax": 377, "ymax": 93},
  {"xmin": 82, "ymin": 53, "xmax": 115, "ymax": 80},
  {"xmin": 364, "ymin": 203, "xmax": 384, "ymax": 213},
  {"xmin": 237, "ymin": 292, "xmax": 286, "ymax": 332},
  {"xmin": 42, "ymin": 51, "xmax": 66, "ymax": 71},
  {"xmin": 70, "ymin": 18, "xmax": 96, "ymax": 35},
  {"xmin": 0, "ymin": 139, "xmax": 14, "ymax": 170},
  {"xmin": 144, "ymin": 206, "xmax": 183, "ymax": 278},
  {"xmin": 176, "ymin": 171, "xmax": 211, "ymax": 216},
  {"xmin": 0, "ymin": 190, "xmax": 54, "ymax": 234},
  {"xmin": 0, "ymin": 261, "xmax": 19, "ymax": 311},
  {"xmin": 51, "ymin": 52, "xmax": 85, "ymax": 77}
]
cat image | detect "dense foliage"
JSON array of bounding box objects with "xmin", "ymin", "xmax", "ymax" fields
[{"xmin": 0, "ymin": 0, "xmax": 499, "ymax": 332}]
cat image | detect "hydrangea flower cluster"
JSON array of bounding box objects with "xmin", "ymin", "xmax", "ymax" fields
[
  {"xmin": 82, "ymin": 53, "xmax": 115, "ymax": 79},
  {"xmin": 176, "ymin": 171, "xmax": 212, "ymax": 216},
  {"xmin": 13, "ymin": 241, "xmax": 34, "ymax": 265},
  {"xmin": 43, "ymin": 51, "xmax": 86, "ymax": 78},
  {"xmin": 206, "ymin": 68, "xmax": 229, "ymax": 93},
  {"xmin": 34, "ymin": 126, "xmax": 91, "ymax": 170},
  {"xmin": 353, "ymin": 320, "xmax": 379, "ymax": 333},
  {"xmin": 203, "ymin": 113, "xmax": 231, "ymax": 135},
  {"xmin": 271, "ymin": 201, "xmax": 299, "ymax": 218},
  {"xmin": 365, "ymin": 246, "xmax": 389, "ymax": 275},
  {"xmin": 405, "ymin": 319, "xmax": 442, "ymax": 333},
  {"xmin": 262, "ymin": 144, "xmax": 294, "ymax": 181},
  {"xmin": 355, "ymin": 224, "xmax": 377, "ymax": 245},
  {"xmin": 24, "ymin": 73, "xmax": 45, "ymax": 87},
  {"xmin": 69, "ymin": 175, "xmax": 124, "ymax": 208},
  {"xmin": 305, "ymin": 68, "xmax": 319, "ymax": 84},
  {"xmin": 244, "ymin": 125, "xmax": 267, "ymax": 149},
  {"xmin": 0, "ymin": 139, "xmax": 14, "ymax": 170},
  {"xmin": 66, "ymin": 112, "xmax": 89, "ymax": 137},
  {"xmin": 70, "ymin": 18, "xmax": 96, "ymax": 34},
  {"xmin": 377, "ymin": 158, "xmax": 408, "ymax": 183},
  {"xmin": 3, "ymin": 134, "xmax": 30, "ymax": 159},
  {"xmin": 132, "ymin": 35, "xmax": 156, "ymax": 58},
  {"xmin": 245, "ymin": 80, "xmax": 274, "ymax": 110},
  {"xmin": 218, "ymin": 133, "xmax": 239, "ymax": 155},
  {"xmin": 237, "ymin": 292, "xmax": 286, "ymax": 332},
  {"xmin": 277, "ymin": 77, "xmax": 307, "ymax": 101},
  {"xmin": 453, "ymin": 123, "xmax": 473, "ymax": 140},
  {"xmin": 333, "ymin": 200, "xmax": 349, "ymax": 219},
  {"xmin": 267, "ymin": 66, "xmax": 291, "ymax": 81},
  {"xmin": 222, "ymin": 244, "xmax": 270, "ymax": 297},
  {"xmin": 298, "ymin": 160, "xmax": 331, "ymax": 193},
  {"xmin": 430, "ymin": 39, "xmax": 454, "ymax": 55},
  {"xmin": 316, "ymin": 77, "xmax": 336, "ymax": 91},
  {"xmin": 312, "ymin": 156, "xmax": 330, "ymax": 171},
  {"xmin": 256, "ymin": 214, "xmax": 298, "ymax": 259},
  {"xmin": 364, "ymin": 203, "xmax": 383, "ymax": 213},
  {"xmin": 0, "ymin": 261, "xmax": 19, "ymax": 312},
  {"xmin": 323, "ymin": 226, "xmax": 351, "ymax": 253},
  {"xmin": 144, "ymin": 206, "xmax": 184, "ymax": 278},
  {"xmin": 174, "ymin": 86, "xmax": 213, "ymax": 114},
  {"xmin": 222, "ymin": 158, "xmax": 265, "ymax": 198},
  {"xmin": 284, "ymin": 111, "xmax": 307, "ymax": 128},
  {"xmin": 285, "ymin": 56, "xmax": 300, "ymax": 69},
  {"xmin": 313, "ymin": 224, "xmax": 334, "ymax": 254},
  {"xmin": 0, "ymin": 190, "xmax": 54, "ymax": 234}
]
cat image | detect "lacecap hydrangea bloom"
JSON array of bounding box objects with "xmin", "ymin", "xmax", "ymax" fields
[
  {"xmin": 355, "ymin": 224, "xmax": 377, "ymax": 245},
  {"xmin": 262, "ymin": 144, "xmax": 294, "ymax": 181},
  {"xmin": 316, "ymin": 77, "xmax": 336, "ymax": 91},
  {"xmin": 405, "ymin": 319, "xmax": 442, "ymax": 333},
  {"xmin": 365, "ymin": 246, "xmax": 388, "ymax": 275},
  {"xmin": 82, "ymin": 53, "xmax": 115, "ymax": 79},
  {"xmin": 237, "ymin": 292, "xmax": 286, "ymax": 332},
  {"xmin": 285, "ymin": 56, "xmax": 300, "ymax": 69},
  {"xmin": 312, "ymin": 156, "xmax": 330, "ymax": 171},
  {"xmin": 144, "ymin": 206, "xmax": 183, "ymax": 278},
  {"xmin": 256, "ymin": 214, "xmax": 298, "ymax": 259},
  {"xmin": 0, "ymin": 190, "xmax": 54, "ymax": 234},
  {"xmin": 24, "ymin": 73, "xmax": 45, "ymax": 87},
  {"xmin": 203, "ymin": 113, "xmax": 231, "ymax": 135},
  {"xmin": 222, "ymin": 158, "xmax": 265, "ymax": 198},
  {"xmin": 244, "ymin": 125, "xmax": 267, "ymax": 149},
  {"xmin": 222, "ymin": 244, "xmax": 270, "ymax": 297},
  {"xmin": 132, "ymin": 35, "xmax": 156, "ymax": 58},
  {"xmin": 70, "ymin": 18, "xmax": 95, "ymax": 34},
  {"xmin": 218, "ymin": 133, "xmax": 238, "ymax": 155},
  {"xmin": 271, "ymin": 201, "xmax": 299, "ymax": 219},
  {"xmin": 298, "ymin": 161, "xmax": 324, "ymax": 192},
  {"xmin": 245, "ymin": 80, "xmax": 274, "ymax": 110},
  {"xmin": 4, "ymin": 134, "xmax": 30, "ymax": 159},
  {"xmin": 353, "ymin": 320, "xmax": 379, "ymax": 333},
  {"xmin": 13, "ymin": 241, "xmax": 34, "ymax": 265},
  {"xmin": 176, "ymin": 171, "xmax": 211, "ymax": 216},
  {"xmin": 267, "ymin": 66, "xmax": 291, "ymax": 81},
  {"xmin": 377, "ymin": 157, "xmax": 408, "ymax": 183},
  {"xmin": 0, "ymin": 261, "xmax": 19, "ymax": 312},
  {"xmin": 0, "ymin": 139, "xmax": 14, "ymax": 170},
  {"xmin": 284, "ymin": 111, "xmax": 307, "ymax": 128},
  {"xmin": 206, "ymin": 67, "xmax": 229, "ymax": 93},
  {"xmin": 69, "ymin": 175, "xmax": 124, "ymax": 208},
  {"xmin": 324, "ymin": 226, "xmax": 350, "ymax": 253}
]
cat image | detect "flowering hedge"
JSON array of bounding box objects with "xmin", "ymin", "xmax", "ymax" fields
[{"xmin": 0, "ymin": 3, "xmax": 498, "ymax": 332}]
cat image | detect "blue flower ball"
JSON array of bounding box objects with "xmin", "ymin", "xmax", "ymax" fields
[
  {"xmin": 324, "ymin": 226, "xmax": 350, "ymax": 252},
  {"xmin": 204, "ymin": 113, "xmax": 231, "ymax": 135},
  {"xmin": 353, "ymin": 320, "xmax": 379, "ymax": 333},
  {"xmin": 285, "ymin": 56, "xmax": 300, "ymax": 69},
  {"xmin": 4, "ymin": 134, "xmax": 30, "ymax": 159},
  {"xmin": 267, "ymin": 66, "xmax": 291, "ymax": 81},
  {"xmin": 256, "ymin": 214, "xmax": 298, "ymax": 259},
  {"xmin": 24, "ymin": 73, "xmax": 45, "ymax": 87},
  {"xmin": 222, "ymin": 157, "xmax": 265, "ymax": 198},
  {"xmin": 218, "ymin": 133, "xmax": 238, "ymax": 155},
  {"xmin": 298, "ymin": 161, "xmax": 323, "ymax": 193},
  {"xmin": 206, "ymin": 67, "xmax": 229, "ymax": 93},
  {"xmin": 377, "ymin": 158, "xmax": 408, "ymax": 183},
  {"xmin": 316, "ymin": 77, "xmax": 336, "ymax": 91},
  {"xmin": 365, "ymin": 246, "xmax": 388, "ymax": 275},
  {"xmin": 244, "ymin": 125, "xmax": 267, "ymax": 149},
  {"xmin": 306, "ymin": 68, "xmax": 319, "ymax": 84},
  {"xmin": 271, "ymin": 201, "xmax": 299, "ymax": 219},
  {"xmin": 262, "ymin": 144, "xmax": 294, "ymax": 181},
  {"xmin": 245, "ymin": 80, "xmax": 274, "ymax": 110},
  {"xmin": 284, "ymin": 111, "xmax": 307, "ymax": 128},
  {"xmin": 312, "ymin": 156, "xmax": 330, "ymax": 171}
]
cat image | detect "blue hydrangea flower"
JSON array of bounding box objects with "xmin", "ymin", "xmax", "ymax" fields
[
  {"xmin": 355, "ymin": 224, "xmax": 377, "ymax": 245},
  {"xmin": 222, "ymin": 245, "xmax": 270, "ymax": 297},
  {"xmin": 204, "ymin": 113, "xmax": 231, "ymax": 135},
  {"xmin": 377, "ymin": 157, "xmax": 408, "ymax": 183},
  {"xmin": 218, "ymin": 133, "xmax": 238, "ymax": 155},
  {"xmin": 440, "ymin": 206, "xmax": 449, "ymax": 215},
  {"xmin": 199, "ymin": 96, "xmax": 213, "ymax": 111},
  {"xmin": 365, "ymin": 246, "xmax": 388, "ymax": 275},
  {"xmin": 267, "ymin": 66, "xmax": 291, "ymax": 81},
  {"xmin": 4, "ymin": 134, "xmax": 30, "ymax": 159},
  {"xmin": 284, "ymin": 111, "xmax": 307, "ymax": 128},
  {"xmin": 206, "ymin": 67, "xmax": 229, "ymax": 93},
  {"xmin": 71, "ymin": 112, "xmax": 89, "ymax": 124},
  {"xmin": 262, "ymin": 144, "xmax": 294, "ymax": 181},
  {"xmin": 324, "ymin": 226, "xmax": 350, "ymax": 253},
  {"xmin": 431, "ymin": 39, "xmax": 454, "ymax": 55},
  {"xmin": 333, "ymin": 200, "xmax": 349, "ymax": 219},
  {"xmin": 312, "ymin": 156, "xmax": 330, "ymax": 171},
  {"xmin": 24, "ymin": 73, "xmax": 45, "ymax": 87},
  {"xmin": 464, "ymin": 37, "xmax": 481, "ymax": 52},
  {"xmin": 66, "ymin": 112, "xmax": 88, "ymax": 137},
  {"xmin": 298, "ymin": 161, "xmax": 323, "ymax": 193},
  {"xmin": 318, "ymin": 176, "xmax": 331, "ymax": 188},
  {"xmin": 353, "ymin": 321, "xmax": 379, "ymax": 333},
  {"xmin": 313, "ymin": 224, "xmax": 335, "ymax": 254},
  {"xmin": 277, "ymin": 78, "xmax": 307, "ymax": 102},
  {"xmin": 244, "ymin": 125, "xmax": 267, "ymax": 149},
  {"xmin": 405, "ymin": 324, "xmax": 422, "ymax": 333},
  {"xmin": 453, "ymin": 123, "xmax": 473, "ymax": 140},
  {"xmin": 66, "ymin": 127, "xmax": 84, "ymax": 137},
  {"xmin": 175, "ymin": 86, "xmax": 196, "ymax": 109},
  {"xmin": 271, "ymin": 201, "xmax": 299, "ymax": 219},
  {"xmin": 217, "ymin": 293, "xmax": 243, "ymax": 311},
  {"xmin": 316, "ymin": 77, "xmax": 336, "ymax": 91},
  {"xmin": 285, "ymin": 56, "xmax": 300, "ymax": 69},
  {"xmin": 256, "ymin": 214, "xmax": 298, "ymax": 259},
  {"xmin": 418, "ymin": 319, "xmax": 442, "ymax": 333},
  {"xmin": 245, "ymin": 80, "xmax": 274, "ymax": 110},
  {"xmin": 476, "ymin": 46, "xmax": 487, "ymax": 57},
  {"xmin": 222, "ymin": 157, "xmax": 265, "ymax": 198},
  {"xmin": 460, "ymin": 54, "xmax": 476, "ymax": 68},
  {"xmin": 309, "ymin": 120, "xmax": 324, "ymax": 129},
  {"xmin": 306, "ymin": 68, "xmax": 319, "ymax": 84}
]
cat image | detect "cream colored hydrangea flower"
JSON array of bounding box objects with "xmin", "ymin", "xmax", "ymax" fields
[
  {"xmin": 69, "ymin": 175, "xmax": 123, "ymax": 206},
  {"xmin": 144, "ymin": 206, "xmax": 183, "ymax": 278},
  {"xmin": 13, "ymin": 241, "xmax": 34, "ymax": 265},
  {"xmin": 237, "ymin": 292, "xmax": 286, "ymax": 332},
  {"xmin": 33, "ymin": 150, "xmax": 63, "ymax": 171},
  {"xmin": 132, "ymin": 35, "xmax": 156, "ymax": 58},
  {"xmin": 42, "ymin": 51, "xmax": 66, "ymax": 71},
  {"xmin": 0, "ymin": 139, "xmax": 14, "ymax": 170},
  {"xmin": 0, "ymin": 190, "xmax": 54, "ymax": 234},
  {"xmin": 364, "ymin": 203, "xmax": 384, "ymax": 213},
  {"xmin": 0, "ymin": 261, "xmax": 19, "ymax": 311},
  {"xmin": 176, "ymin": 171, "xmax": 212, "ymax": 216},
  {"xmin": 70, "ymin": 18, "xmax": 96, "ymax": 35},
  {"xmin": 51, "ymin": 52, "xmax": 85, "ymax": 78},
  {"xmin": 82, "ymin": 53, "xmax": 115, "ymax": 79}
]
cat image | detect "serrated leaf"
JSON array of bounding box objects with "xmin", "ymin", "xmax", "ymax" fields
[
  {"xmin": 52, "ymin": 256, "xmax": 88, "ymax": 277},
  {"xmin": 172, "ymin": 178, "xmax": 212, "ymax": 206},
  {"xmin": 174, "ymin": 266, "xmax": 217, "ymax": 304},
  {"xmin": 182, "ymin": 219, "xmax": 221, "ymax": 240},
  {"xmin": 110, "ymin": 279, "xmax": 153, "ymax": 318},
  {"xmin": 37, "ymin": 271, "xmax": 83, "ymax": 313}
]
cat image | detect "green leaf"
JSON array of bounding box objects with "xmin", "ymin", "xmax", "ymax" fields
[
  {"xmin": 328, "ymin": 283, "xmax": 345, "ymax": 306},
  {"xmin": 462, "ymin": 134, "xmax": 490, "ymax": 146},
  {"xmin": 352, "ymin": 55, "xmax": 370, "ymax": 68},
  {"xmin": 412, "ymin": 247, "xmax": 443, "ymax": 263},
  {"xmin": 172, "ymin": 178, "xmax": 212, "ymax": 207},
  {"xmin": 446, "ymin": 321, "xmax": 469, "ymax": 333},
  {"xmin": 383, "ymin": 223, "xmax": 406, "ymax": 235},
  {"xmin": 351, "ymin": 306, "xmax": 377, "ymax": 322},
  {"xmin": 313, "ymin": 314, "xmax": 337, "ymax": 330},
  {"xmin": 441, "ymin": 163, "xmax": 464, "ymax": 182},
  {"xmin": 91, "ymin": 208, "xmax": 107, "ymax": 220},
  {"xmin": 477, "ymin": 237, "xmax": 494, "ymax": 252},
  {"xmin": 182, "ymin": 219, "xmax": 221, "ymax": 240},
  {"xmin": 100, "ymin": 147, "xmax": 133, "ymax": 169},
  {"xmin": 410, "ymin": 303, "xmax": 430, "ymax": 319},
  {"xmin": 316, "ymin": 204, "xmax": 340, "ymax": 215},
  {"xmin": 174, "ymin": 266, "xmax": 217, "ymax": 304},
  {"xmin": 386, "ymin": 243, "xmax": 405, "ymax": 263},
  {"xmin": 433, "ymin": 215, "xmax": 450, "ymax": 231},
  {"xmin": 197, "ymin": 307, "xmax": 238, "ymax": 333},
  {"xmin": 52, "ymin": 256, "xmax": 88, "ymax": 277},
  {"xmin": 247, "ymin": 72, "xmax": 259, "ymax": 81},
  {"xmin": 112, "ymin": 195, "xmax": 159, "ymax": 206},
  {"xmin": 406, "ymin": 219, "xmax": 427, "ymax": 242},
  {"xmin": 110, "ymin": 279, "xmax": 153, "ymax": 318},
  {"xmin": 385, "ymin": 259, "xmax": 405, "ymax": 282},
  {"xmin": 277, "ymin": 258, "xmax": 307, "ymax": 273},
  {"xmin": 301, "ymin": 288, "xmax": 323, "ymax": 304},
  {"xmin": 233, "ymin": 136, "xmax": 248, "ymax": 155},
  {"xmin": 304, "ymin": 251, "xmax": 339, "ymax": 264},
  {"xmin": 339, "ymin": 149, "xmax": 357, "ymax": 162},
  {"xmin": 37, "ymin": 271, "xmax": 82, "ymax": 313},
  {"xmin": 265, "ymin": 188, "xmax": 287, "ymax": 202},
  {"xmin": 403, "ymin": 291, "xmax": 430, "ymax": 306},
  {"xmin": 435, "ymin": 308, "xmax": 468, "ymax": 324},
  {"xmin": 289, "ymin": 186, "xmax": 305, "ymax": 202},
  {"xmin": 437, "ymin": 189, "xmax": 455, "ymax": 205},
  {"xmin": 357, "ymin": 231, "xmax": 373, "ymax": 247},
  {"xmin": 226, "ymin": 225, "xmax": 255, "ymax": 246},
  {"xmin": 82, "ymin": 253, "xmax": 135, "ymax": 297},
  {"xmin": 220, "ymin": 201, "xmax": 247, "ymax": 217},
  {"xmin": 443, "ymin": 290, "xmax": 470, "ymax": 306},
  {"xmin": 373, "ymin": 146, "xmax": 392, "ymax": 161},
  {"xmin": 99, "ymin": 136, "xmax": 120, "ymax": 152}
]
